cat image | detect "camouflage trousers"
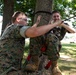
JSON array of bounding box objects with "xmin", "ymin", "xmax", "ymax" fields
[
  {"xmin": 0, "ymin": 67, "xmax": 23, "ymax": 75},
  {"xmin": 0, "ymin": 60, "xmax": 23, "ymax": 75},
  {"xmin": 30, "ymin": 34, "xmax": 61, "ymax": 61},
  {"xmin": 0, "ymin": 48, "xmax": 23, "ymax": 75}
]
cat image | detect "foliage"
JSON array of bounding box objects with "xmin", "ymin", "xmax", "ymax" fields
[
  {"xmin": 0, "ymin": 0, "xmax": 3, "ymax": 15},
  {"xmin": 14, "ymin": 0, "xmax": 36, "ymax": 16},
  {"xmin": 73, "ymin": 21, "xmax": 76, "ymax": 28},
  {"xmin": 53, "ymin": 0, "xmax": 76, "ymax": 18},
  {"xmin": 53, "ymin": 0, "xmax": 76, "ymax": 27},
  {"xmin": 0, "ymin": 0, "xmax": 76, "ymax": 26},
  {"xmin": 14, "ymin": 0, "xmax": 36, "ymax": 25}
]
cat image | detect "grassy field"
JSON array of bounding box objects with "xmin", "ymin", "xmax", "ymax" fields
[
  {"xmin": 58, "ymin": 43, "xmax": 76, "ymax": 75},
  {"xmin": 24, "ymin": 43, "xmax": 76, "ymax": 75}
]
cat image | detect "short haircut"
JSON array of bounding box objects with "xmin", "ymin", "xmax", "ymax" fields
[
  {"xmin": 52, "ymin": 10, "xmax": 60, "ymax": 15},
  {"xmin": 12, "ymin": 11, "xmax": 26, "ymax": 23}
]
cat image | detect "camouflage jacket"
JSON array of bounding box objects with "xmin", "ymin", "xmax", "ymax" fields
[
  {"xmin": 46, "ymin": 23, "xmax": 69, "ymax": 41},
  {"xmin": 0, "ymin": 24, "xmax": 30, "ymax": 73}
]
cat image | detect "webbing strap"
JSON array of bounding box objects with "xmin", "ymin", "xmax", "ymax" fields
[{"xmin": 34, "ymin": 11, "xmax": 52, "ymax": 15}]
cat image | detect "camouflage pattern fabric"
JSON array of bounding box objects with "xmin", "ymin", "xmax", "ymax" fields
[
  {"xmin": 29, "ymin": 24, "xmax": 68, "ymax": 60},
  {"xmin": 45, "ymin": 33, "xmax": 60, "ymax": 61},
  {"xmin": 0, "ymin": 24, "xmax": 29, "ymax": 75},
  {"xmin": 30, "ymin": 36, "xmax": 45, "ymax": 56}
]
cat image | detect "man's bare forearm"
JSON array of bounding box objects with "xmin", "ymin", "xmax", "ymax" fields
[
  {"xmin": 61, "ymin": 23, "xmax": 76, "ymax": 33},
  {"xmin": 25, "ymin": 20, "xmax": 62, "ymax": 37}
]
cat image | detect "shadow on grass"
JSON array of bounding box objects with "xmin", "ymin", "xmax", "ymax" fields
[
  {"xmin": 59, "ymin": 59, "xmax": 76, "ymax": 70},
  {"xmin": 59, "ymin": 43, "xmax": 76, "ymax": 75},
  {"xmin": 61, "ymin": 43, "xmax": 76, "ymax": 58}
]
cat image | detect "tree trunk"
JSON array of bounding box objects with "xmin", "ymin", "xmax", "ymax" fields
[
  {"xmin": 23, "ymin": 0, "xmax": 54, "ymax": 75},
  {"xmin": 34, "ymin": 0, "xmax": 53, "ymax": 25},
  {"xmin": 2, "ymin": 0, "xmax": 14, "ymax": 34}
]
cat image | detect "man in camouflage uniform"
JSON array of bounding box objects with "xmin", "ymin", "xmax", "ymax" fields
[
  {"xmin": 0, "ymin": 11, "xmax": 63, "ymax": 75},
  {"xmin": 25, "ymin": 10, "xmax": 75, "ymax": 75},
  {"xmin": 0, "ymin": 11, "xmax": 30, "ymax": 75}
]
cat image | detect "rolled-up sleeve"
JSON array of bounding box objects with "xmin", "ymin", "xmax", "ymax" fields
[{"xmin": 20, "ymin": 26, "xmax": 30, "ymax": 38}]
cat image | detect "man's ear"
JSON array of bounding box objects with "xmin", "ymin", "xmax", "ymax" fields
[{"xmin": 16, "ymin": 18, "xmax": 20, "ymax": 22}]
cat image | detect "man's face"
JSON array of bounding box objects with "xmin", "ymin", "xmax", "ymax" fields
[
  {"xmin": 16, "ymin": 14, "xmax": 28, "ymax": 25},
  {"xmin": 52, "ymin": 13, "xmax": 61, "ymax": 22}
]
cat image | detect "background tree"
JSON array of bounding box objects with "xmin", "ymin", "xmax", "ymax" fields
[{"xmin": 2, "ymin": 0, "xmax": 15, "ymax": 33}]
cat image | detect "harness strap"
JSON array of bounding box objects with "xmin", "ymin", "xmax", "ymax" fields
[{"xmin": 34, "ymin": 11, "xmax": 52, "ymax": 15}]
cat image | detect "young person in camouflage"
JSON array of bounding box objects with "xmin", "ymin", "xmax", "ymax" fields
[
  {"xmin": 25, "ymin": 10, "xmax": 76, "ymax": 75},
  {"xmin": 0, "ymin": 11, "xmax": 63, "ymax": 75}
]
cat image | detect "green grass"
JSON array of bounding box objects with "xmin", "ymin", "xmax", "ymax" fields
[
  {"xmin": 60, "ymin": 43, "xmax": 76, "ymax": 58},
  {"xmin": 59, "ymin": 43, "xmax": 76, "ymax": 75}
]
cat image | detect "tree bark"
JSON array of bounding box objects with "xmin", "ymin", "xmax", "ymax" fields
[
  {"xmin": 23, "ymin": 0, "xmax": 54, "ymax": 75},
  {"xmin": 2, "ymin": 0, "xmax": 14, "ymax": 34},
  {"xmin": 34, "ymin": 0, "xmax": 53, "ymax": 25}
]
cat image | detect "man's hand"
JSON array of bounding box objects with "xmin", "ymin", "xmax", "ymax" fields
[
  {"xmin": 32, "ymin": 15, "xmax": 41, "ymax": 27},
  {"xmin": 48, "ymin": 20, "xmax": 54, "ymax": 24},
  {"xmin": 54, "ymin": 20, "xmax": 63, "ymax": 26},
  {"xmin": 36, "ymin": 15, "xmax": 41, "ymax": 24}
]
